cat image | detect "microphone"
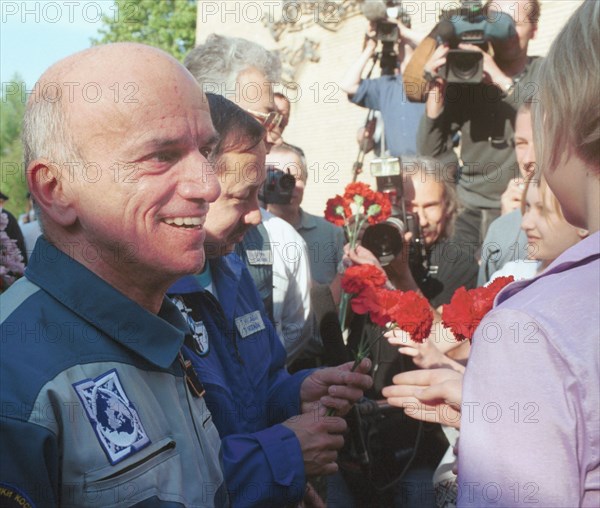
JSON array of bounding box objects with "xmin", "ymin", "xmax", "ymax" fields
[
  {"xmin": 360, "ymin": 1, "xmax": 388, "ymax": 22},
  {"xmin": 435, "ymin": 19, "xmax": 456, "ymax": 45}
]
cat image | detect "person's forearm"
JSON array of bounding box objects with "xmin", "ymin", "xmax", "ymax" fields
[
  {"xmin": 340, "ymin": 42, "xmax": 376, "ymax": 96},
  {"xmin": 401, "ymin": 25, "xmax": 426, "ymax": 48},
  {"xmin": 385, "ymin": 257, "xmax": 421, "ymax": 293},
  {"xmin": 329, "ymin": 273, "xmax": 342, "ymax": 306},
  {"xmin": 425, "ymin": 81, "xmax": 445, "ymax": 119}
]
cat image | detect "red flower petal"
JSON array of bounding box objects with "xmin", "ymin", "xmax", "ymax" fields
[
  {"xmin": 342, "ymin": 264, "xmax": 387, "ymax": 294},
  {"xmin": 441, "ymin": 276, "xmax": 514, "ymax": 342},
  {"xmin": 324, "ymin": 195, "xmax": 351, "ymax": 227}
]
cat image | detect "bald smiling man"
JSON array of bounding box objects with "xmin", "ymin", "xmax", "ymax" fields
[{"xmin": 0, "ymin": 43, "xmax": 227, "ymax": 507}]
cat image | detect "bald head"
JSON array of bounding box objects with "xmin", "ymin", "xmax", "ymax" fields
[{"xmin": 24, "ymin": 43, "xmax": 204, "ymax": 167}]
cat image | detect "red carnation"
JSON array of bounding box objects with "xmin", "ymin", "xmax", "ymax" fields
[
  {"xmin": 442, "ymin": 276, "xmax": 514, "ymax": 342},
  {"xmin": 486, "ymin": 276, "xmax": 514, "ymax": 298},
  {"xmin": 442, "ymin": 287, "xmax": 477, "ymax": 342},
  {"xmin": 368, "ymin": 288, "xmax": 405, "ymax": 327},
  {"xmin": 343, "ymin": 182, "xmax": 375, "ymax": 203},
  {"xmin": 390, "ymin": 291, "xmax": 433, "ymax": 343},
  {"xmin": 350, "ymin": 286, "xmax": 378, "ymax": 316},
  {"xmin": 350, "ymin": 287, "xmax": 399, "ymax": 327},
  {"xmin": 324, "ymin": 195, "xmax": 351, "ymax": 227},
  {"xmin": 366, "ymin": 191, "xmax": 392, "ymax": 225},
  {"xmin": 342, "ymin": 264, "xmax": 387, "ymax": 294}
]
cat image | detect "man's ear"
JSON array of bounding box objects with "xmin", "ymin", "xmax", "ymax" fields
[{"xmin": 27, "ymin": 159, "xmax": 78, "ymax": 227}]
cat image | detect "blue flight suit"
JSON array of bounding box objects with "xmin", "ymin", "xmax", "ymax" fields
[
  {"xmin": 169, "ymin": 253, "xmax": 312, "ymax": 507},
  {"xmin": 0, "ymin": 237, "xmax": 227, "ymax": 507}
]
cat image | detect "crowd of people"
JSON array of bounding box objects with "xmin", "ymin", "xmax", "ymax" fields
[{"xmin": 0, "ymin": 0, "xmax": 598, "ymax": 507}]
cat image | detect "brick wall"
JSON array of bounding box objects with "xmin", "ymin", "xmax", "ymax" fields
[{"xmin": 195, "ymin": 0, "xmax": 583, "ymax": 215}]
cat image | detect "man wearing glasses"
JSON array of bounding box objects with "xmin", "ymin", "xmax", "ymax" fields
[{"xmin": 185, "ymin": 33, "xmax": 284, "ymax": 151}]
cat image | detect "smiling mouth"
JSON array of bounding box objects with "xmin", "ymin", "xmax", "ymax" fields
[{"xmin": 162, "ymin": 217, "xmax": 204, "ymax": 229}]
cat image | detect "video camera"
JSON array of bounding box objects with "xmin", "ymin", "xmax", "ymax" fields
[
  {"xmin": 361, "ymin": 157, "xmax": 429, "ymax": 283},
  {"xmin": 437, "ymin": 0, "xmax": 517, "ymax": 83},
  {"xmin": 360, "ymin": 0, "xmax": 412, "ymax": 76},
  {"xmin": 259, "ymin": 165, "xmax": 296, "ymax": 205}
]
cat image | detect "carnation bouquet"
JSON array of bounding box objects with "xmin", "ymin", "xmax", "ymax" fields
[
  {"xmin": 324, "ymin": 182, "xmax": 391, "ymax": 249},
  {"xmin": 324, "ymin": 182, "xmax": 391, "ymax": 329},
  {"xmin": 325, "ymin": 264, "xmax": 433, "ymax": 416},
  {"xmin": 341, "ymin": 264, "xmax": 433, "ymax": 367}
]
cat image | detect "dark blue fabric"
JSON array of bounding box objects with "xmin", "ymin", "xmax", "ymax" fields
[{"xmin": 169, "ymin": 254, "xmax": 312, "ymax": 507}]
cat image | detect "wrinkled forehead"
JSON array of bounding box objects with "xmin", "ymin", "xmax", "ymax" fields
[
  {"xmin": 65, "ymin": 69, "xmax": 210, "ymax": 146},
  {"xmin": 405, "ymin": 173, "xmax": 445, "ymax": 201},
  {"xmin": 236, "ymin": 67, "xmax": 276, "ymax": 113}
]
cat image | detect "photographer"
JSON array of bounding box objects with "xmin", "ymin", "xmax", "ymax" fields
[
  {"xmin": 340, "ymin": 4, "xmax": 426, "ymax": 156},
  {"xmin": 358, "ymin": 157, "xmax": 478, "ymax": 311},
  {"xmin": 418, "ymin": 0, "xmax": 543, "ymax": 261},
  {"xmin": 265, "ymin": 143, "xmax": 345, "ymax": 287}
]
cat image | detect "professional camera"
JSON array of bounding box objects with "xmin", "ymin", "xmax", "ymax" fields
[
  {"xmin": 360, "ymin": 0, "xmax": 412, "ymax": 76},
  {"xmin": 259, "ymin": 165, "xmax": 295, "ymax": 205},
  {"xmin": 361, "ymin": 163, "xmax": 429, "ymax": 282},
  {"xmin": 437, "ymin": 0, "xmax": 517, "ymax": 83}
]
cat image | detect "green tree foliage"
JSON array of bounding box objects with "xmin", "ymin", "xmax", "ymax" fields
[
  {"xmin": 0, "ymin": 74, "xmax": 28, "ymax": 217},
  {"xmin": 93, "ymin": 0, "xmax": 197, "ymax": 61}
]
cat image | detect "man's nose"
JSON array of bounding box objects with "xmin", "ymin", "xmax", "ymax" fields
[
  {"xmin": 245, "ymin": 207, "xmax": 262, "ymax": 227},
  {"xmin": 266, "ymin": 129, "xmax": 283, "ymax": 148},
  {"xmin": 179, "ymin": 159, "xmax": 220, "ymax": 203}
]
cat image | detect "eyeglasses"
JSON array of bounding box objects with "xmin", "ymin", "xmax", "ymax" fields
[{"xmin": 245, "ymin": 108, "xmax": 284, "ymax": 138}]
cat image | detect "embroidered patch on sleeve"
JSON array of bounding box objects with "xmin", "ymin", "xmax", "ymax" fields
[
  {"xmin": 73, "ymin": 369, "xmax": 151, "ymax": 465},
  {"xmin": 172, "ymin": 296, "xmax": 209, "ymax": 356},
  {"xmin": 235, "ymin": 310, "xmax": 266, "ymax": 338},
  {"xmin": 0, "ymin": 483, "xmax": 36, "ymax": 508}
]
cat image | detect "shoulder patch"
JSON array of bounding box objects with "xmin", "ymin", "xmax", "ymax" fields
[
  {"xmin": 0, "ymin": 483, "xmax": 36, "ymax": 508},
  {"xmin": 73, "ymin": 369, "xmax": 151, "ymax": 465}
]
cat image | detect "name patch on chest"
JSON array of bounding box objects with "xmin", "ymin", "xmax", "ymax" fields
[
  {"xmin": 235, "ymin": 311, "xmax": 266, "ymax": 338},
  {"xmin": 246, "ymin": 249, "xmax": 273, "ymax": 265},
  {"xmin": 73, "ymin": 369, "xmax": 151, "ymax": 465}
]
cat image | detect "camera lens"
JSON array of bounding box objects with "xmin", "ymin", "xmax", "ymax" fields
[
  {"xmin": 279, "ymin": 173, "xmax": 296, "ymax": 191},
  {"xmin": 450, "ymin": 52, "xmax": 481, "ymax": 81},
  {"xmin": 362, "ymin": 218, "xmax": 406, "ymax": 266}
]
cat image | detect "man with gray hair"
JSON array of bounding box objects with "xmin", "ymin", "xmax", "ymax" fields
[
  {"xmin": 0, "ymin": 43, "xmax": 227, "ymax": 506},
  {"xmin": 185, "ymin": 33, "xmax": 284, "ymax": 150}
]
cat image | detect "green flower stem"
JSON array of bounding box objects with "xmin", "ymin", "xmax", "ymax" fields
[
  {"xmin": 339, "ymin": 214, "xmax": 365, "ymax": 331},
  {"xmin": 338, "ymin": 291, "xmax": 350, "ymax": 333},
  {"xmin": 325, "ymin": 324, "xmax": 396, "ymax": 417}
]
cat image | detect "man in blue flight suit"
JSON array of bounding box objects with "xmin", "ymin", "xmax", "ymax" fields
[
  {"xmin": 0, "ymin": 44, "xmax": 227, "ymax": 506},
  {"xmin": 169, "ymin": 95, "xmax": 373, "ymax": 507}
]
